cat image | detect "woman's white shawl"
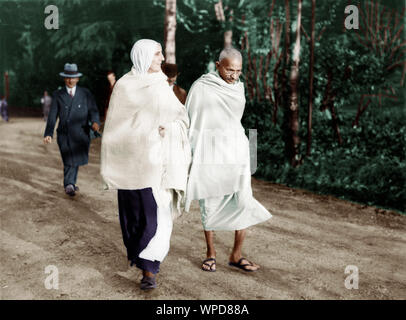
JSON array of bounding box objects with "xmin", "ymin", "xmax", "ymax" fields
[
  {"xmin": 101, "ymin": 68, "xmax": 191, "ymax": 215},
  {"xmin": 185, "ymin": 71, "xmax": 251, "ymax": 211}
]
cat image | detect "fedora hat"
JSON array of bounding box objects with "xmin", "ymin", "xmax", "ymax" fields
[{"xmin": 59, "ymin": 63, "xmax": 83, "ymax": 78}]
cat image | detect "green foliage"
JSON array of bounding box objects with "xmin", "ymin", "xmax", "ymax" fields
[
  {"xmin": 1, "ymin": 0, "xmax": 165, "ymax": 109},
  {"xmin": 2, "ymin": 0, "xmax": 405, "ymax": 212},
  {"xmin": 243, "ymin": 100, "xmax": 406, "ymax": 213},
  {"xmin": 174, "ymin": 0, "xmax": 223, "ymax": 90}
]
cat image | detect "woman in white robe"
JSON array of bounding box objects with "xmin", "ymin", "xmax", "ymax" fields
[{"xmin": 100, "ymin": 39, "xmax": 191, "ymax": 290}]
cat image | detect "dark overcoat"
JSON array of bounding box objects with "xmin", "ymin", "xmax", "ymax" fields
[{"xmin": 44, "ymin": 86, "xmax": 100, "ymax": 166}]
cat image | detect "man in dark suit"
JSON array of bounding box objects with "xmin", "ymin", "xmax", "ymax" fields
[{"xmin": 44, "ymin": 63, "xmax": 100, "ymax": 196}]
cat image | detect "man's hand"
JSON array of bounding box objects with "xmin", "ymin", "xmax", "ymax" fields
[
  {"xmin": 43, "ymin": 136, "xmax": 52, "ymax": 144},
  {"xmin": 159, "ymin": 125, "xmax": 165, "ymax": 138},
  {"xmin": 91, "ymin": 122, "xmax": 100, "ymax": 132}
]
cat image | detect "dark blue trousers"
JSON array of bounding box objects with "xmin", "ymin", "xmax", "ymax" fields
[
  {"xmin": 117, "ymin": 188, "xmax": 161, "ymax": 274},
  {"xmin": 63, "ymin": 165, "xmax": 78, "ymax": 187},
  {"xmin": 0, "ymin": 102, "xmax": 8, "ymax": 122}
]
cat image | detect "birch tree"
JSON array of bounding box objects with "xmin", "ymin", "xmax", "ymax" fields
[
  {"xmin": 215, "ymin": 0, "xmax": 233, "ymax": 49},
  {"xmin": 287, "ymin": 0, "xmax": 302, "ymax": 166},
  {"xmin": 164, "ymin": 0, "xmax": 177, "ymax": 63},
  {"xmin": 306, "ymin": 0, "xmax": 316, "ymax": 156}
]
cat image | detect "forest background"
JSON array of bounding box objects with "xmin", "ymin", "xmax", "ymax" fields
[{"xmin": 0, "ymin": 0, "xmax": 405, "ymax": 212}]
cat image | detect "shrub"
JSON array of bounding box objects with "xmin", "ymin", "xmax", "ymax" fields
[{"xmin": 243, "ymin": 100, "xmax": 406, "ymax": 213}]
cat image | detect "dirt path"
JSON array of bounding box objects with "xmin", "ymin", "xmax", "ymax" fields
[{"xmin": 0, "ymin": 118, "xmax": 405, "ymax": 300}]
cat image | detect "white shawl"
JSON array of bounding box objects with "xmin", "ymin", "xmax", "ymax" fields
[
  {"xmin": 101, "ymin": 68, "xmax": 191, "ymax": 201},
  {"xmin": 130, "ymin": 39, "xmax": 159, "ymax": 74},
  {"xmin": 185, "ymin": 71, "xmax": 251, "ymax": 211}
]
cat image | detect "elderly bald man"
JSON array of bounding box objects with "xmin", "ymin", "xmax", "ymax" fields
[{"xmin": 185, "ymin": 47, "xmax": 272, "ymax": 273}]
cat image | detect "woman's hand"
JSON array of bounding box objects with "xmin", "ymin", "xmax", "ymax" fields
[{"xmin": 159, "ymin": 125, "xmax": 165, "ymax": 138}]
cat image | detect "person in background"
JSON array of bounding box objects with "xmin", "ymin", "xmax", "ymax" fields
[
  {"xmin": 104, "ymin": 71, "xmax": 116, "ymax": 121},
  {"xmin": 162, "ymin": 63, "xmax": 187, "ymax": 105},
  {"xmin": 43, "ymin": 63, "xmax": 100, "ymax": 197},
  {"xmin": 41, "ymin": 90, "xmax": 52, "ymax": 122},
  {"xmin": 0, "ymin": 95, "xmax": 9, "ymax": 122}
]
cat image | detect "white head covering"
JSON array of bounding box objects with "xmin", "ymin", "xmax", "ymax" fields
[{"xmin": 130, "ymin": 39, "xmax": 161, "ymax": 74}]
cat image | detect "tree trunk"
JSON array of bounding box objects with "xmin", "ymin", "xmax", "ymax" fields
[
  {"xmin": 247, "ymin": 49, "xmax": 255, "ymax": 100},
  {"xmin": 270, "ymin": 19, "xmax": 283, "ymax": 124},
  {"xmin": 263, "ymin": 51, "xmax": 273, "ymax": 102},
  {"xmin": 214, "ymin": 1, "xmax": 232, "ymax": 49},
  {"xmin": 272, "ymin": 52, "xmax": 283, "ymax": 124},
  {"xmin": 224, "ymin": 30, "xmax": 233, "ymax": 49},
  {"xmin": 306, "ymin": 0, "xmax": 316, "ymax": 156},
  {"xmin": 253, "ymin": 55, "xmax": 261, "ymax": 102},
  {"xmin": 281, "ymin": 0, "xmax": 291, "ymax": 154},
  {"xmin": 353, "ymin": 96, "xmax": 372, "ymax": 127},
  {"xmin": 288, "ymin": 0, "xmax": 302, "ymax": 167},
  {"xmin": 164, "ymin": 0, "xmax": 177, "ymax": 64},
  {"xmin": 283, "ymin": 0, "xmax": 291, "ymax": 86}
]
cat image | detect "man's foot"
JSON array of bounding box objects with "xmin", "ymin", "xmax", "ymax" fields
[
  {"xmin": 228, "ymin": 257, "xmax": 260, "ymax": 272},
  {"xmin": 74, "ymin": 186, "xmax": 79, "ymax": 191},
  {"xmin": 140, "ymin": 275, "xmax": 156, "ymax": 290},
  {"xmin": 65, "ymin": 184, "xmax": 75, "ymax": 196},
  {"xmin": 202, "ymin": 258, "xmax": 216, "ymax": 272}
]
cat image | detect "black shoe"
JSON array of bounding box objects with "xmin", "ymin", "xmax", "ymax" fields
[
  {"xmin": 74, "ymin": 186, "xmax": 79, "ymax": 191},
  {"xmin": 140, "ymin": 276, "xmax": 156, "ymax": 290},
  {"xmin": 65, "ymin": 184, "xmax": 76, "ymax": 196}
]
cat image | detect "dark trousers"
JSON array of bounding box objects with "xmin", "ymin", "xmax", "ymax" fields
[
  {"xmin": 63, "ymin": 165, "xmax": 78, "ymax": 187},
  {"xmin": 0, "ymin": 103, "xmax": 8, "ymax": 122},
  {"xmin": 117, "ymin": 188, "xmax": 161, "ymax": 274}
]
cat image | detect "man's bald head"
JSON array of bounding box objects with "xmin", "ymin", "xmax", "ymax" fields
[
  {"xmin": 216, "ymin": 48, "xmax": 243, "ymax": 84},
  {"xmin": 219, "ymin": 47, "xmax": 242, "ymax": 62}
]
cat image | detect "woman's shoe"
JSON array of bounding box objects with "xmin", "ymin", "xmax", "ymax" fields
[{"xmin": 140, "ymin": 275, "xmax": 156, "ymax": 290}]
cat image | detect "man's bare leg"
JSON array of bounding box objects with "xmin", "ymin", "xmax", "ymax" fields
[
  {"xmin": 202, "ymin": 230, "xmax": 216, "ymax": 271},
  {"xmin": 229, "ymin": 229, "xmax": 259, "ymax": 271}
]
